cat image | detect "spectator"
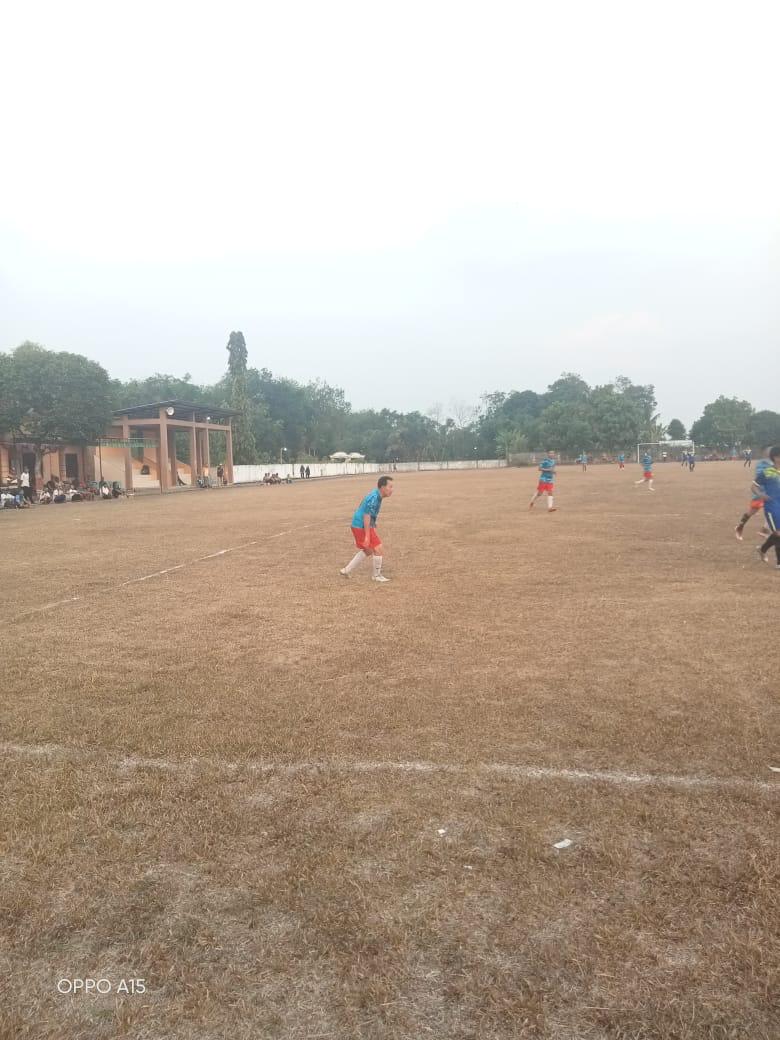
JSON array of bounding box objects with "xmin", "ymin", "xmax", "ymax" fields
[
  {"xmin": 21, "ymin": 467, "xmax": 33, "ymax": 503},
  {"xmin": 305, "ymin": 465, "xmax": 311, "ymax": 479},
  {"xmin": 217, "ymin": 464, "xmax": 225, "ymax": 485},
  {"xmin": 300, "ymin": 464, "xmax": 306, "ymax": 479}
]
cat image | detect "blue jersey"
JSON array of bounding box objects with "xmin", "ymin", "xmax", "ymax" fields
[
  {"xmin": 351, "ymin": 488, "xmax": 382, "ymax": 528},
  {"xmin": 538, "ymin": 458, "xmax": 556, "ymax": 483},
  {"xmin": 642, "ymin": 453, "xmax": 652, "ymax": 470},
  {"xmin": 618, "ymin": 454, "xmax": 625, "ymax": 463},
  {"xmin": 755, "ymin": 461, "xmax": 780, "ymax": 507}
]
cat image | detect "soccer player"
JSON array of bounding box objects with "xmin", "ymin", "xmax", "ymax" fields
[
  {"xmin": 340, "ymin": 475, "xmax": 394, "ymax": 582},
  {"xmin": 529, "ymin": 450, "xmax": 557, "ymax": 512},
  {"xmin": 734, "ymin": 484, "xmax": 765, "ymax": 540},
  {"xmin": 743, "ymin": 448, "xmax": 753, "ymax": 467},
  {"xmin": 634, "ymin": 452, "xmax": 655, "ymax": 491},
  {"xmin": 755, "ymin": 447, "xmax": 780, "ymax": 568},
  {"xmin": 617, "ymin": 452, "xmax": 625, "ymax": 469},
  {"xmin": 578, "ymin": 452, "xmax": 588, "ymax": 472}
]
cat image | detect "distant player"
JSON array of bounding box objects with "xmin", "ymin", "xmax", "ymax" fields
[
  {"xmin": 578, "ymin": 452, "xmax": 588, "ymax": 472},
  {"xmin": 688, "ymin": 450, "xmax": 696, "ymax": 471},
  {"xmin": 743, "ymin": 448, "xmax": 753, "ymax": 467},
  {"xmin": 529, "ymin": 450, "xmax": 557, "ymax": 512},
  {"xmin": 617, "ymin": 452, "xmax": 625, "ymax": 469},
  {"xmin": 634, "ymin": 452, "xmax": 655, "ymax": 491},
  {"xmin": 340, "ymin": 476, "xmax": 394, "ymax": 582},
  {"xmin": 755, "ymin": 447, "xmax": 780, "ymax": 568}
]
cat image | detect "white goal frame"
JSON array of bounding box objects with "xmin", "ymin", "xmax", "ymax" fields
[{"xmin": 636, "ymin": 440, "xmax": 694, "ymax": 463}]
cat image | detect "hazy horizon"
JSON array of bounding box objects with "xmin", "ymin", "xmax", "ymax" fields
[{"xmin": 2, "ymin": 1, "xmax": 777, "ymax": 429}]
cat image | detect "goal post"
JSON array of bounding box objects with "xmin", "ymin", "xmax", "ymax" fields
[{"xmin": 636, "ymin": 440, "xmax": 694, "ymax": 463}]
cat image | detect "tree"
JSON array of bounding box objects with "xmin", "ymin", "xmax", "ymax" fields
[
  {"xmin": 667, "ymin": 418, "xmax": 686, "ymax": 440},
  {"xmin": 3, "ymin": 342, "xmax": 113, "ymax": 475},
  {"xmin": 545, "ymin": 372, "xmax": 590, "ymax": 407},
  {"xmin": 690, "ymin": 397, "xmax": 754, "ymax": 448},
  {"xmin": 747, "ymin": 410, "xmax": 780, "ymax": 451},
  {"xmin": 226, "ymin": 331, "xmax": 257, "ymax": 464}
]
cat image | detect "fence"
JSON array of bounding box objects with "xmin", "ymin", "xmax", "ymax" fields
[{"xmin": 233, "ymin": 459, "xmax": 506, "ymax": 483}]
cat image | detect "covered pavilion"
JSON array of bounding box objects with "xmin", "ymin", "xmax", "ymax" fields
[{"xmin": 107, "ymin": 401, "xmax": 236, "ymax": 493}]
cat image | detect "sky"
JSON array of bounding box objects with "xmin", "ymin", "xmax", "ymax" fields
[{"xmin": 1, "ymin": 0, "xmax": 777, "ymax": 428}]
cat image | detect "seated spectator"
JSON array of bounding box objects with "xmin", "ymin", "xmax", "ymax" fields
[
  {"xmin": 39, "ymin": 488, "xmax": 52, "ymax": 504},
  {"xmin": 140, "ymin": 464, "xmax": 150, "ymax": 475},
  {"xmin": 99, "ymin": 479, "xmax": 111, "ymax": 499},
  {"xmin": 111, "ymin": 481, "xmax": 122, "ymax": 498}
]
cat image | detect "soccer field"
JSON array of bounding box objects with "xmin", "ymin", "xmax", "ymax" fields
[{"xmin": 2, "ymin": 462, "xmax": 778, "ymax": 1040}]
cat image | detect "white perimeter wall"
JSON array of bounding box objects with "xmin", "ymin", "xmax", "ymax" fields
[{"xmin": 233, "ymin": 460, "xmax": 507, "ymax": 483}]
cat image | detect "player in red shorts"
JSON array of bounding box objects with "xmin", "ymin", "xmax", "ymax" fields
[
  {"xmin": 634, "ymin": 451, "xmax": 655, "ymax": 491},
  {"xmin": 528, "ymin": 450, "xmax": 557, "ymax": 512},
  {"xmin": 340, "ymin": 475, "xmax": 394, "ymax": 582}
]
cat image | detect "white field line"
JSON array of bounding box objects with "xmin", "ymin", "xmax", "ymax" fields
[
  {"xmin": 1, "ymin": 742, "xmax": 776, "ymax": 794},
  {"xmin": 11, "ymin": 521, "xmax": 328, "ymax": 619}
]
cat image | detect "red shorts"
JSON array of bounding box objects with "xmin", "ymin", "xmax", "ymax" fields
[
  {"xmin": 536, "ymin": 481, "xmax": 554, "ymax": 494},
  {"xmin": 749, "ymin": 499, "xmax": 763, "ymax": 512},
  {"xmin": 351, "ymin": 526, "xmax": 381, "ymax": 549},
  {"xmin": 643, "ymin": 471, "xmax": 653, "ymax": 480}
]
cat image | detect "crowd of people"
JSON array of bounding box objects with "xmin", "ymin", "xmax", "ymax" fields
[{"xmin": 1, "ymin": 466, "xmax": 125, "ymax": 509}]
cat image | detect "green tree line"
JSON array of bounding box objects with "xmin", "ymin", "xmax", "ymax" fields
[{"xmin": 2, "ymin": 339, "xmax": 779, "ymax": 467}]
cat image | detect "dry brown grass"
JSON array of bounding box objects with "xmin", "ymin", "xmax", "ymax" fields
[{"xmin": 1, "ymin": 463, "xmax": 778, "ymax": 1039}]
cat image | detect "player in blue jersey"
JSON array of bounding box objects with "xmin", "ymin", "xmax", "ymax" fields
[
  {"xmin": 340, "ymin": 476, "xmax": 394, "ymax": 582},
  {"xmin": 735, "ymin": 449, "xmax": 771, "ymax": 540},
  {"xmin": 617, "ymin": 452, "xmax": 626, "ymax": 469},
  {"xmin": 578, "ymin": 452, "xmax": 588, "ymax": 472},
  {"xmin": 528, "ymin": 450, "xmax": 557, "ymax": 512},
  {"xmin": 755, "ymin": 447, "xmax": 780, "ymax": 568},
  {"xmin": 634, "ymin": 452, "xmax": 655, "ymax": 491}
]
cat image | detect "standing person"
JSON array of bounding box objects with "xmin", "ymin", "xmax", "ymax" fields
[
  {"xmin": 21, "ymin": 467, "xmax": 33, "ymax": 504},
  {"xmin": 634, "ymin": 452, "xmax": 655, "ymax": 491},
  {"xmin": 300, "ymin": 464, "xmax": 306, "ymax": 479},
  {"xmin": 688, "ymin": 450, "xmax": 696, "ymax": 472},
  {"xmin": 528, "ymin": 451, "xmax": 557, "ymax": 512},
  {"xmin": 305, "ymin": 465, "xmax": 311, "ymax": 479},
  {"xmin": 340, "ymin": 476, "xmax": 394, "ymax": 582},
  {"xmin": 755, "ymin": 446, "xmax": 780, "ymax": 568},
  {"xmin": 578, "ymin": 452, "xmax": 588, "ymax": 472},
  {"xmin": 617, "ymin": 452, "xmax": 626, "ymax": 469},
  {"xmin": 743, "ymin": 448, "xmax": 753, "ymax": 467}
]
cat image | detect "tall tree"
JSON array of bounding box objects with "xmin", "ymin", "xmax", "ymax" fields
[
  {"xmin": 690, "ymin": 396, "xmax": 754, "ymax": 448},
  {"xmin": 3, "ymin": 342, "xmax": 113, "ymax": 476},
  {"xmin": 747, "ymin": 410, "xmax": 780, "ymax": 450},
  {"xmin": 226, "ymin": 331, "xmax": 257, "ymax": 464},
  {"xmin": 667, "ymin": 418, "xmax": 686, "ymax": 439}
]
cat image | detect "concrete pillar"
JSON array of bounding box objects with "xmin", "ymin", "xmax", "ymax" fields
[
  {"xmin": 225, "ymin": 425, "xmax": 234, "ymax": 484},
  {"xmin": 190, "ymin": 424, "xmax": 198, "ymax": 485},
  {"xmin": 158, "ymin": 409, "xmax": 169, "ymax": 491},
  {"xmin": 122, "ymin": 416, "xmax": 134, "ymax": 492},
  {"xmin": 204, "ymin": 427, "xmax": 211, "ymax": 472},
  {"xmin": 168, "ymin": 429, "xmax": 177, "ymax": 487}
]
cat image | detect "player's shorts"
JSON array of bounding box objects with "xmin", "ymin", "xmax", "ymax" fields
[
  {"xmin": 643, "ymin": 471, "xmax": 653, "ymax": 480},
  {"xmin": 764, "ymin": 505, "xmax": 779, "ymax": 532},
  {"xmin": 749, "ymin": 499, "xmax": 764, "ymax": 512},
  {"xmin": 536, "ymin": 481, "xmax": 554, "ymax": 494},
  {"xmin": 351, "ymin": 526, "xmax": 381, "ymax": 549}
]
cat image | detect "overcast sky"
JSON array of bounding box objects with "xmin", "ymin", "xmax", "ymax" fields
[{"xmin": 1, "ymin": 0, "xmax": 777, "ymax": 427}]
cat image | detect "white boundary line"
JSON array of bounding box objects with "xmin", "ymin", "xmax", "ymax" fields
[
  {"xmin": 10, "ymin": 521, "xmax": 329, "ymax": 620},
  {"xmin": 1, "ymin": 742, "xmax": 775, "ymax": 793}
]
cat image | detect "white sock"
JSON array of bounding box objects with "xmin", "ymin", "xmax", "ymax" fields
[
  {"xmin": 344, "ymin": 551, "xmax": 365, "ymax": 574},
  {"xmin": 547, "ymin": 497, "xmax": 554, "ymax": 510},
  {"xmin": 372, "ymin": 555, "xmax": 383, "ymax": 577}
]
